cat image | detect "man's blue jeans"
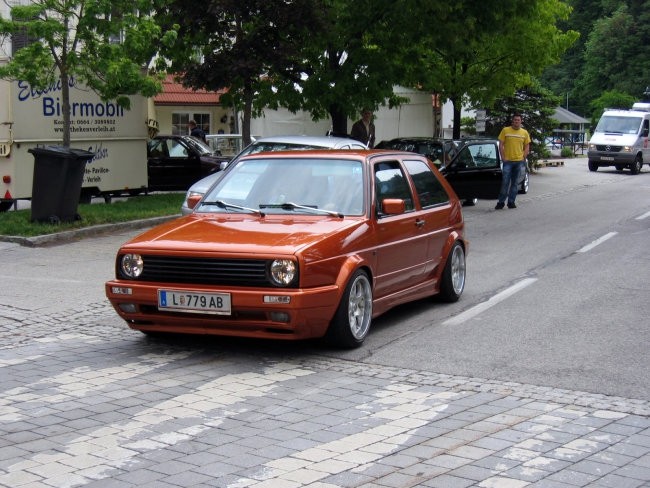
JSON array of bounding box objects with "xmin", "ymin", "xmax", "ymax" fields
[{"xmin": 498, "ymin": 161, "xmax": 523, "ymax": 205}]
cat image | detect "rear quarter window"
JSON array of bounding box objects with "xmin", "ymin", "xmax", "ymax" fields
[{"xmin": 403, "ymin": 159, "xmax": 450, "ymax": 208}]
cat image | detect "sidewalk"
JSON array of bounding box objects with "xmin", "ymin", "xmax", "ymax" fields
[{"xmin": 0, "ymin": 299, "xmax": 648, "ymax": 488}]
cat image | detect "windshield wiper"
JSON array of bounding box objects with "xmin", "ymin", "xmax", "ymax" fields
[
  {"xmin": 200, "ymin": 200, "xmax": 265, "ymax": 217},
  {"xmin": 259, "ymin": 202, "xmax": 344, "ymax": 218}
]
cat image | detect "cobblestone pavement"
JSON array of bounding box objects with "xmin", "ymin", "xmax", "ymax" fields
[{"xmin": 1, "ymin": 300, "xmax": 649, "ymax": 488}]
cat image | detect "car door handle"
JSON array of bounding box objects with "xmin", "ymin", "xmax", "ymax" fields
[{"xmin": 415, "ymin": 219, "xmax": 425, "ymax": 228}]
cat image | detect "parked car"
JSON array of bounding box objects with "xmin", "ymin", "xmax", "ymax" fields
[
  {"xmin": 147, "ymin": 135, "xmax": 229, "ymax": 191},
  {"xmin": 181, "ymin": 135, "xmax": 367, "ymax": 214},
  {"xmin": 378, "ymin": 137, "xmax": 528, "ymax": 204},
  {"xmin": 205, "ymin": 134, "xmax": 258, "ymax": 159},
  {"xmin": 106, "ymin": 149, "xmax": 467, "ymax": 348},
  {"xmin": 375, "ymin": 137, "xmax": 460, "ymax": 167}
]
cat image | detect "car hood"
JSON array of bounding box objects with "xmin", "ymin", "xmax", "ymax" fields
[
  {"xmin": 120, "ymin": 214, "xmax": 366, "ymax": 256},
  {"xmin": 188, "ymin": 172, "xmax": 222, "ymax": 194}
]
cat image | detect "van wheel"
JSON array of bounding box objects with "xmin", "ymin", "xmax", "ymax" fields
[
  {"xmin": 325, "ymin": 270, "xmax": 372, "ymax": 348},
  {"xmin": 630, "ymin": 156, "xmax": 642, "ymax": 175},
  {"xmin": 588, "ymin": 160, "xmax": 598, "ymax": 172}
]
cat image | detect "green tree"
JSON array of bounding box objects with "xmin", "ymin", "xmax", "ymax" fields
[
  {"xmin": 576, "ymin": 3, "xmax": 650, "ymax": 110},
  {"xmin": 273, "ymin": 0, "xmax": 409, "ymax": 136},
  {"xmin": 485, "ymin": 83, "xmax": 561, "ymax": 168},
  {"xmin": 588, "ymin": 90, "xmax": 637, "ymax": 125},
  {"xmin": 403, "ymin": 0, "xmax": 577, "ymax": 139},
  {"xmin": 0, "ymin": 0, "xmax": 177, "ymax": 147},
  {"xmin": 160, "ymin": 0, "xmax": 323, "ymax": 145}
]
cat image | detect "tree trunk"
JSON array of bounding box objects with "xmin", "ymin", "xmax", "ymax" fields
[
  {"xmin": 61, "ymin": 69, "xmax": 71, "ymax": 148},
  {"xmin": 451, "ymin": 96, "xmax": 462, "ymax": 140},
  {"xmin": 242, "ymin": 82, "xmax": 253, "ymax": 146},
  {"xmin": 329, "ymin": 104, "xmax": 348, "ymax": 136}
]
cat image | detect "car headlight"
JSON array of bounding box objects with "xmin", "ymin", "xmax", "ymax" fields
[
  {"xmin": 120, "ymin": 253, "xmax": 144, "ymax": 278},
  {"xmin": 269, "ymin": 259, "xmax": 297, "ymax": 286}
]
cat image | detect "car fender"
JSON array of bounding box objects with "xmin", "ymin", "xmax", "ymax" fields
[
  {"xmin": 436, "ymin": 232, "xmax": 467, "ymax": 280},
  {"xmin": 332, "ymin": 254, "xmax": 371, "ymax": 294}
]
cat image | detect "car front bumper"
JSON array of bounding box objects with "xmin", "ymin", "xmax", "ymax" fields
[
  {"xmin": 587, "ymin": 150, "xmax": 637, "ymax": 165},
  {"xmin": 105, "ymin": 280, "xmax": 340, "ymax": 340}
]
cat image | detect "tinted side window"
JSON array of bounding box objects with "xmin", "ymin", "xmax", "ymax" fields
[
  {"xmin": 374, "ymin": 161, "xmax": 414, "ymax": 214},
  {"xmin": 403, "ymin": 159, "xmax": 449, "ymax": 208}
]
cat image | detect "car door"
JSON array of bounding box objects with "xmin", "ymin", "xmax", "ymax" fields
[
  {"xmin": 371, "ymin": 159, "xmax": 429, "ymax": 298},
  {"xmin": 148, "ymin": 138, "xmax": 202, "ymax": 190},
  {"xmin": 402, "ymin": 157, "xmax": 454, "ymax": 279},
  {"xmin": 441, "ymin": 141, "xmax": 502, "ymax": 200}
]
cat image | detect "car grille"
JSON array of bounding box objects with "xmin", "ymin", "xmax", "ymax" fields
[
  {"xmin": 134, "ymin": 255, "xmax": 272, "ymax": 287},
  {"xmin": 595, "ymin": 145, "xmax": 622, "ymax": 152}
]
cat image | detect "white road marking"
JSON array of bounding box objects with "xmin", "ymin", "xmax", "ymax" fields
[
  {"xmin": 635, "ymin": 211, "xmax": 650, "ymax": 220},
  {"xmin": 576, "ymin": 232, "xmax": 618, "ymax": 253},
  {"xmin": 443, "ymin": 278, "xmax": 538, "ymax": 327}
]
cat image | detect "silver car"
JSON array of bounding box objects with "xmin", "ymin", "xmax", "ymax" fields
[{"xmin": 181, "ymin": 135, "xmax": 367, "ymax": 214}]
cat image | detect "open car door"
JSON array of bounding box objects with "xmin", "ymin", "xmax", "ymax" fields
[{"xmin": 440, "ymin": 140, "xmax": 502, "ymax": 200}]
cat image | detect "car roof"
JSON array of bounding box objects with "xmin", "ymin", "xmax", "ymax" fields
[{"xmin": 252, "ymin": 135, "xmax": 367, "ymax": 149}]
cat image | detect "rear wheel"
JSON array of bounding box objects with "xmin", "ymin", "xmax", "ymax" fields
[
  {"xmin": 588, "ymin": 160, "xmax": 598, "ymax": 172},
  {"xmin": 325, "ymin": 269, "xmax": 372, "ymax": 348},
  {"xmin": 438, "ymin": 242, "xmax": 466, "ymax": 302},
  {"xmin": 615, "ymin": 164, "xmax": 624, "ymax": 171},
  {"xmin": 630, "ymin": 155, "xmax": 642, "ymax": 175}
]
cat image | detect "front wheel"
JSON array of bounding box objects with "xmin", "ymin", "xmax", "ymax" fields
[
  {"xmin": 630, "ymin": 155, "xmax": 642, "ymax": 175},
  {"xmin": 325, "ymin": 269, "xmax": 373, "ymax": 348},
  {"xmin": 588, "ymin": 160, "xmax": 598, "ymax": 172},
  {"xmin": 438, "ymin": 242, "xmax": 466, "ymax": 302}
]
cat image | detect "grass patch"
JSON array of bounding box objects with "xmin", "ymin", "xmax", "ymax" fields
[{"xmin": 0, "ymin": 193, "xmax": 184, "ymax": 237}]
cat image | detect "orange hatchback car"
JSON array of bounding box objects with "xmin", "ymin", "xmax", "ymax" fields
[{"xmin": 105, "ymin": 149, "xmax": 467, "ymax": 348}]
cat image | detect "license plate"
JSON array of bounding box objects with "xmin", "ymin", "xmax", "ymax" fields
[
  {"xmin": 158, "ymin": 290, "xmax": 231, "ymax": 315},
  {"xmin": 600, "ymin": 156, "xmax": 614, "ymax": 161}
]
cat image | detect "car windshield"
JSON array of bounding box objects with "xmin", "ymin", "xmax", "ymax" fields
[
  {"xmin": 595, "ymin": 115, "xmax": 642, "ymax": 134},
  {"xmin": 198, "ymin": 157, "xmax": 365, "ymax": 216}
]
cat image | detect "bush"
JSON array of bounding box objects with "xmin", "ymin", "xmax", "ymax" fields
[{"xmin": 561, "ymin": 146, "xmax": 574, "ymax": 158}]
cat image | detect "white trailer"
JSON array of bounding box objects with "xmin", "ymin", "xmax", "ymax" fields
[
  {"xmin": 0, "ymin": 75, "xmax": 149, "ymax": 211},
  {"xmin": 249, "ymin": 86, "xmax": 436, "ymax": 142}
]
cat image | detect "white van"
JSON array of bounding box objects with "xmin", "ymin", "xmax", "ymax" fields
[{"xmin": 587, "ymin": 102, "xmax": 650, "ymax": 174}]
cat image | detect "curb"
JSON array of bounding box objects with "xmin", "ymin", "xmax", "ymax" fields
[{"xmin": 0, "ymin": 215, "xmax": 178, "ymax": 247}]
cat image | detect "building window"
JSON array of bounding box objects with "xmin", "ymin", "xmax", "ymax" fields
[{"xmin": 172, "ymin": 112, "xmax": 211, "ymax": 136}]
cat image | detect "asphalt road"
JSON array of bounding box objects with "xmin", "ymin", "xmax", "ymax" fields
[{"xmin": 329, "ymin": 158, "xmax": 650, "ymax": 401}]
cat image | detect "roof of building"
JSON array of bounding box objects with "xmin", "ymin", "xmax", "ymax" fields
[
  {"xmin": 553, "ymin": 106, "xmax": 589, "ymax": 125},
  {"xmin": 153, "ymin": 75, "xmax": 226, "ymax": 106}
]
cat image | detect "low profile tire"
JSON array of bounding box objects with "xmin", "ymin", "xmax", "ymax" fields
[
  {"xmin": 325, "ymin": 269, "xmax": 373, "ymax": 348},
  {"xmin": 519, "ymin": 171, "xmax": 529, "ymax": 194},
  {"xmin": 438, "ymin": 242, "xmax": 466, "ymax": 302},
  {"xmin": 630, "ymin": 156, "xmax": 642, "ymax": 175},
  {"xmin": 588, "ymin": 160, "xmax": 598, "ymax": 172}
]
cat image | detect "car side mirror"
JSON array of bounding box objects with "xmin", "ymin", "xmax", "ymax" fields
[
  {"xmin": 382, "ymin": 198, "xmax": 405, "ymax": 215},
  {"xmin": 187, "ymin": 194, "xmax": 202, "ymax": 210}
]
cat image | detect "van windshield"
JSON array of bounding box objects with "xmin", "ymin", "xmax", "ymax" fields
[{"xmin": 595, "ymin": 115, "xmax": 642, "ymax": 134}]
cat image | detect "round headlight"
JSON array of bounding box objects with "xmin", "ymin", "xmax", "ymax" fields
[
  {"xmin": 269, "ymin": 259, "xmax": 297, "ymax": 286},
  {"xmin": 121, "ymin": 253, "xmax": 144, "ymax": 278}
]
